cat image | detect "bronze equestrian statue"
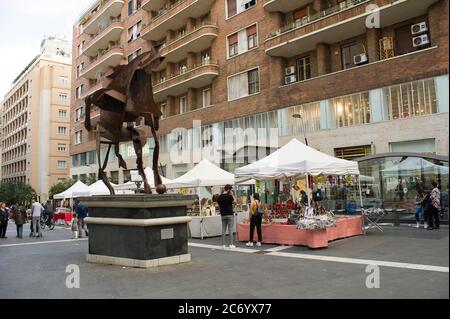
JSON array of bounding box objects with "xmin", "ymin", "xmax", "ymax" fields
[{"xmin": 84, "ymin": 50, "xmax": 166, "ymax": 195}]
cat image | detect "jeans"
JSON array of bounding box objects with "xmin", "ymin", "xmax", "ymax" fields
[
  {"xmin": 221, "ymin": 215, "xmax": 235, "ymax": 246},
  {"xmin": 415, "ymin": 208, "xmax": 424, "ymax": 222},
  {"xmin": 249, "ymin": 214, "xmax": 262, "ymax": 243},
  {"xmin": 31, "ymin": 216, "xmax": 42, "ymax": 237},
  {"xmin": 77, "ymin": 218, "xmax": 87, "ymax": 237},
  {"xmin": 16, "ymin": 224, "xmax": 23, "ymax": 238}
]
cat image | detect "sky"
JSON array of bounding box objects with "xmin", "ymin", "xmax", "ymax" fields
[{"xmin": 0, "ymin": 0, "xmax": 94, "ymax": 98}]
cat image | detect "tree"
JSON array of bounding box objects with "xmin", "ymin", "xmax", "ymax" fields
[
  {"xmin": 48, "ymin": 179, "xmax": 76, "ymax": 199},
  {"xmin": 87, "ymin": 174, "xmax": 97, "ymax": 186},
  {"xmin": 0, "ymin": 182, "xmax": 36, "ymax": 206}
]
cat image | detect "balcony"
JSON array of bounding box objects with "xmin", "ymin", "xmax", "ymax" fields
[
  {"xmin": 80, "ymin": 46, "xmax": 124, "ymax": 80},
  {"xmin": 82, "ymin": 0, "xmax": 124, "ymax": 35},
  {"xmin": 155, "ymin": 23, "xmax": 218, "ymax": 71},
  {"xmin": 142, "ymin": 0, "xmax": 166, "ymax": 11},
  {"xmin": 265, "ymin": 0, "xmax": 438, "ymax": 57},
  {"xmin": 83, "ymin": 20, "xmax": 124, "ymax": 58},
  {"xmin": 264, "ymin": 0, "xmax": 313, "ymax": 13},
  {"xmin": 153, "ymin": 61, "xmax": 219, "ymax": 102},
  {"xmin": 141, "ymin": 0, "xmax": 214, "ymax": 41}
]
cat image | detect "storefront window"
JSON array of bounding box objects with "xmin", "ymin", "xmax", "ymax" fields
[
  {"xmin": 358, "ymin": 154, "xmax": 449, "ymax": 223},
  {"xmin": 330, "ymin": 92, "xmax": 370, "ymax": 128}
]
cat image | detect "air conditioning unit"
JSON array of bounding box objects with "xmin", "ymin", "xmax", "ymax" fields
[
  {"xmin": 285, "ymin": 66, "xmax": 295, "ymax": 76},
  {"xmin": 412, "ymin": 34, "xmax": 430, "ymax": 47},
  {"xmin": 411, "ymin": 22, "xmax": 428, "ymax": 35},
  {"xmin": 285, "ymin": 75, "xmax": 297, "ymax": 85},
  {"xmin": 353, "ymin": 53, "xmax": 368, "ymax": 65}
]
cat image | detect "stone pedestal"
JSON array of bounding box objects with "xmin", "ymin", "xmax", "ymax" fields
[{"xmin": 80, "ymin": 194, "xmax": 196, "ymax": 268}]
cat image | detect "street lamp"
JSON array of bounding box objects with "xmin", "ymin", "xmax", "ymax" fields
[{"xmin": 292, "ymin": 113, "xmax": 308, "ymax": 146}]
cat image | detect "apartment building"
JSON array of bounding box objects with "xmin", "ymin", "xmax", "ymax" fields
[
  {"xmin": 71, "ymin": 0, "xmax": 449, "ymax": 183},
  {"xmin": 0, "ymin": 36, "xmax": 72, "ymax": 201}
]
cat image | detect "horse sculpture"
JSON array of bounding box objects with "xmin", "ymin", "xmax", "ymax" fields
[{"xmin": 84, "ymin": 50, "xmax": 166, "ymax": 195}]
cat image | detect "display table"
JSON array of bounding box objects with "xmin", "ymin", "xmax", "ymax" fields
[
  {"xmin": 189, "ymin": 212, "xmax": 247, "ymax": 239},
  {"xmin": 237, "ymin": 216, "xmax": 363, "ymax": 249}
]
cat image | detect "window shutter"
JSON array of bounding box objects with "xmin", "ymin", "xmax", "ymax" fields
[
  {"xmin": 228, "ymin": 33, "xmax": 238, "ymax": 45},
  {"xmin": 227, "ymin": 0, "xmax": 237, "ymax": 17},
  {"xmin": 246, "ymin": 24, "xmax": 257, "ymax": 36}
]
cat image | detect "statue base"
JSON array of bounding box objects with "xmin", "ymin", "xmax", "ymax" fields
[{"xmin": 79, "ymin": 194, "xmax": 196, "ymax": 269}]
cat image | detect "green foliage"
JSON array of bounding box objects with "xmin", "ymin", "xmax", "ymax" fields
[
  {"xmin": 0, "ymin": 182, "xmax": 37, "ymax": 206},
  {"xmin": 48, "ymin": 179, "xmax": 76, "ymax": 199},
  {"xmin": 87, "ymin": 174, "xmax": 97, "ymax": 186}
]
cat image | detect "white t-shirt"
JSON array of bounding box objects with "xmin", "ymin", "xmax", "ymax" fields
[{"xmin": 31, "ymin": 202, "xmax": 44, "ymax": 217}]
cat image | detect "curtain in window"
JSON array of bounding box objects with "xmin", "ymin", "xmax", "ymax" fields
[
  {"xmin": 238, "ymin": 29, "xmax": 248, "ymax": 55},
  {"xmin": 227, "ymin": 0, "xmax": 237, "ymax": 17}
]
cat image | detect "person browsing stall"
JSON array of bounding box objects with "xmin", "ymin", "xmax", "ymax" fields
[{"xmin": 217, "ymin": 184, "xmax": 237, "ymax": 249}]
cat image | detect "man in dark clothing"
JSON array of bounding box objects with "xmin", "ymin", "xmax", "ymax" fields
[
  {"xmin": 0, "ymin": 202, "xmax": 9, "ymax": 238},
  {"xmin": 44, "ymin": 200, "xmax": 54, "ymax": 227},
  {"xmin": 217, "ymin": 184, "xmax": 237, "ymax": 249},
  {"xmin": 74, "ymin": 200, "xmax": 89, "ymax": 238},
  {"xmin": 300, "ymin": 190, "xmax": 308, "ymax": 206}
]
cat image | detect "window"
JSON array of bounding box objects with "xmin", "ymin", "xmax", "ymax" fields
[
  {"xmin": 228, "ymin": 33, "xmax": 238, "ymax": 57},
  {"xmin": 228, "ymin": 68, "xmax": 259, "ymax": 101},
  {"xmin": 76, "ymin": 85, "xmax": 84, "ymax": 99},
  {"xmin": 178, "ymin": 60, "xmax": 188, "ymax": 74},
  {"xmin": 227, "ymin": 0, "xmax": 256, "ymax": 18},
  {"xmin": 341, "ymin": 42, "xmax": 359, "ymax": 70},
  {"xmin": 334, "ymin": 145, "xmax": 372, "ymax": 161},
  {"xmin": 179, "ymin": 96, "xmax": 187, "ymax": 114},
  {"xmin": 128, "ymin": 21, "xmax": 142, "ymax": 43},
  {"xmin": 59, "ymin": 93, "xmax": 68, "ymax": 101},
  {"xmin": 75, "ymin": 131, "xmax": 82, "ymax": 145},
  {"xmin": 80, "ymin": 153, "xmax": 87, "ymax": 166},
  {"xmin": 160, "ymin": 103, "xmax": 167, "ymax": 119},
  {"xmin": 296, "ymin": 56, "xmax": 311, "ymax": 81},
  {"xmin": 87, "ymin": 151, "xmax": 96, "ymax": 164},
  {"xmin": 77, "ymin": 63, "xmax": 84, "ymax": 78},
  {"xmin": 75, "ymin": 107, "xmax": 85, "ymax": 122},
  {"xmin": 59, "ymin": 76, "xmax": 68, "ymax": 85},
  {"xmin": 389, "ymin": 139, "xmax": 436, "ymax": 154},
  {"xmin": 228, "ymin": 24, "xmax": 257, "ymax": 58},
  {"xmin": 248, "ymin": 69, "xmax": 260, "ymax": 95},
  {"xmin": 127, "ymin": 49, "xmax": 142, "ymax": 63},
  {"xmin": 57, "ymin": 126, "xmax": 67, "ymax": 135},
  {"xmin": 57, "ymin": 144, "xmax": 67, "ymax": 152},
  {"xmin": 78, "ymin": 41, "xmax": 84, "ymax": 56},
  {"xmin": 57, "ymin": 160, "xmax": 67, "ymax": 169},
  {"xmin": 293, "ymin": 6, "xmax": 308, "ymax": 25},
  {"xmin": 247, "ymin": 25, "xmax": 258, "ymax": 50},
  {"xmin": 58, "ymin": 109, "xmax": 68, "ymax": 118},
  {"xmin": 331, "ymin": 93, "xmax": 371, "ymax": 128},
  {"xmin": 384, "ymin": 78, "xmax": 437, "ymax": 120},
  {"xmin": 128, "ymin": 0, "xmax": 141, "ymax": 15},
  {"xmin": 202, "ymin": 88, "xmax": 211, "ymax": 107},
  {"xmin": 110, "ymin": 171, "xmax": 119, "ymax": 184}
]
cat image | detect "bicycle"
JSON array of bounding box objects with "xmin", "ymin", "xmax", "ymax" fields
[{"xmin": 40, "ymin": 214, "xmax": 55, "ymax": 230}]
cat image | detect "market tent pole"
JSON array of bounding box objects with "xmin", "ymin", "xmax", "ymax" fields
[
  {"xmin": 357, "ymin": 175, "xmax": 366, "ymax": 234},
  {"xmin": 305, "ymin": 173, "xmax": 310, "ymax": 204}
]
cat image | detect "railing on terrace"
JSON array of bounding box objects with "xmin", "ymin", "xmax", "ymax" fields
[
  {"xmin": 158, "ymin": 21, "xmax": 217, "ymax": 50},
  {"xmin": 149, "ymin": 0, "xmax": 189, "ymax": 24},
  {"xmin": 154, "ymin": 60, "xmax": 217, "ymax": 86},
  {"xmin": 85, "ymin": 18, "xmax": 122, "ymax": 47},
  {"xmin": 88, "ymin": 44, "xmax": 123, "ymax": 65},
  {"xmin": 266, "ymin": 0, "xmax": 369, "ymax": 39}
]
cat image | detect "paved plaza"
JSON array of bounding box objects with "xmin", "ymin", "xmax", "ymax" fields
[{"xmin": 0, "ymin": 221, "xmax": 448, "ymax": 299}]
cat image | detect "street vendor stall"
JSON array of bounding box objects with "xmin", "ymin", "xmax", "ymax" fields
[
  {"xmin": 167, "ymin": 159, "xmax": 250, "ymax": 239},
  {"xmin": 234, "ymin": 139, "xmax": 364, "ymax": 248}
]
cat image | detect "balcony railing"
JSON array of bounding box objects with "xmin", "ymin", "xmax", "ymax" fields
[
  {"xmin": 160, "ymin": 21, "xmax": 217, "ymax": 50},
  {"xmin": 154, "ymin": 60, "xmax": 217, "ymax": 87},
  {"xmin": 266, "ymin": 0, "xmax": 369, "ymax": 40},
  {"xmin": 84, "ymin": 18, "xmax": 122, "ymax": 49},
  {"xmin": 150, "ymin": 0, "xmax": 188, "ymax": 24}
]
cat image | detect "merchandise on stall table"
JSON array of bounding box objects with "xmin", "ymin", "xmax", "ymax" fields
[{"xmin": 362, "ymin": 208, "xmax": 386, "ymax": 216}]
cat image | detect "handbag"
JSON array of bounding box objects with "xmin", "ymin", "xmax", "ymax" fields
[{"xmin": 255, "ymin": 202, "xmax": 263, "ymax": 215}]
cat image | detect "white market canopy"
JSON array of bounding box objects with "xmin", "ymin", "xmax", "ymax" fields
[
  {"xmin": 114, "ymin": 167, "xmax": 173, "ymax": 191},
  {"xmin": 235, "ymin": 138, "xmax": 360, "ymax": 180},
  {"xmin": 54, "ymin": 180, "xmax": 89, "ymax": 199},
  {"xmin": 381, "ymin": 157, "xmax": 449, "ymax": 177},
  {"xmin": 167, "ymin": 159, "xmax": 235, "ymax": 188},
  {"xmin": 72, "ymin": 180, "xmax": 118, "ymax": 197}
]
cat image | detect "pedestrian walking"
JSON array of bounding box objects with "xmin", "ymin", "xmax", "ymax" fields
[
  {"xmin": 30, "ymin": 199, "xmax": 44, "ymax": 238},
  {"xmin": 0, "ymin": 202, "xmax": 9, "ymax": 238},
  {"xmin": 13, "ymin": 204, "xmax": 27, "ymax": 238},
  {"xmin": 414, "ymin": 188, "xmax": 425, "ymax": 228},
  {"xmin": 246, "ymin": 193, "xmax": 263, "ymax": 247},
  {"xmin": 44, "ymin": 200, "xmax": 54, "ymax": 227},
  {"xmin": 217, "ymin": 184, "xmax": 237, "ymax": 249},
  {"xmin": 74, "ymin": 199, "xmax": 89, "ymax": 238},
  {"xmin": 71, "ymin": 213, "xmax": 79, "ymax": 239},
  {"xmin": 427, "ymin": 181, "xmax": 441, "ymax": 230}
]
